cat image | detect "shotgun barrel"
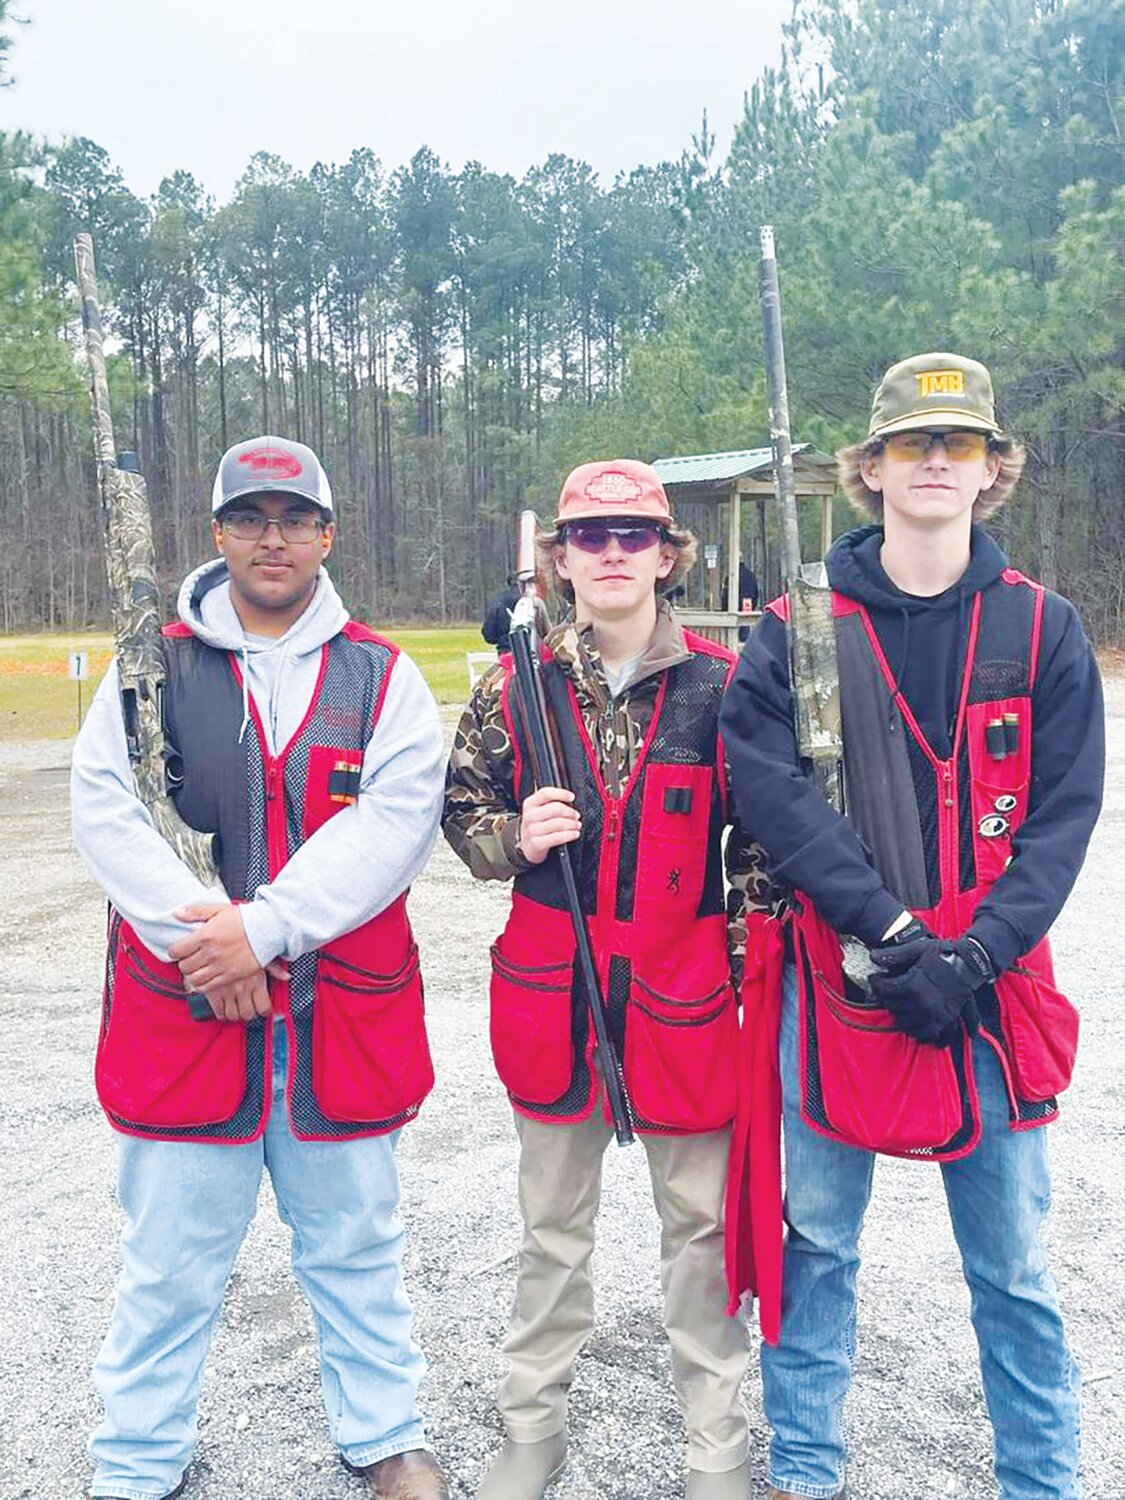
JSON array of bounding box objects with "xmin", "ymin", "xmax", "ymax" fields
[
  {"xmin": 508, "ymin": 510, "xmax": 634, "ymax": 1145},
  {"xmin": 74, "ymin": 233, "xmax": 218, "ymax": 1020}
]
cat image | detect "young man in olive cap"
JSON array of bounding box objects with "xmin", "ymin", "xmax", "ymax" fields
[
  {"xmin": 72, "ymin": 437, "xmax": 448, "ymax": 1500},
  {"xmin": 721, "ymin": 355, "xmax": 1103, "ymax": 1499},
  {"xmin": 445, "ymin": 460, "xmax": 773, "ymax": 1499}
]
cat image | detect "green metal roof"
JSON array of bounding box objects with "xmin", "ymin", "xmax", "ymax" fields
[{"xmin": 652, "ymin": 443, "xmax": 833, "ymax": 488}]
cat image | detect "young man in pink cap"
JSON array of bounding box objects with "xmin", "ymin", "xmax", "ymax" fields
[{"xmin": 445, "ymin": 460, "xmax": 772, "ymax": 1499}]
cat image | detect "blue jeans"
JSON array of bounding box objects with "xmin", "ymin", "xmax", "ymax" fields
[
  {"xmin": 761, "ymin": 968, "xmax": 1081, "ymax": 1500},
  {"xmin": 89, "ymin": 1027, "xmax": 427, "ymax": 1499}
]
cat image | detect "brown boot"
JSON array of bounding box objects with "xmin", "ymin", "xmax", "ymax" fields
[{"xmin": 344, "ymin": 1447, "xmax": 449, "ymax": 1499}]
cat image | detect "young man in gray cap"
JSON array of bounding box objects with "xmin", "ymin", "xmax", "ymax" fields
[
  {"xmin": 72, "ymin": 437, "xmax": 449, "ymax": 1500},
  {"xmin": 721, "ymin": 355, "xmax": 1104, "ymax": 1499}
]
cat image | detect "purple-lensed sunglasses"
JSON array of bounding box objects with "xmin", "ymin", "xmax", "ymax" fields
[{"xmin": 563, "ymin": 520, "xmax": 667, "ymax": 554}]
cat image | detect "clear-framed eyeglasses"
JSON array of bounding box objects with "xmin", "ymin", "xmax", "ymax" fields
[{"xmin": 219, "ymin": 511, "xmax": 325, "ymax": 542}]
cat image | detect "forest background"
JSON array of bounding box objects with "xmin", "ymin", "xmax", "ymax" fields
[{"xmin": 1, "ymin": 0, "xmax": 1122, "ymax": 638}]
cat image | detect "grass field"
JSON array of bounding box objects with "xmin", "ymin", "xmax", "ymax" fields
[{"xmin": 0, "ymin": 626, "xmax": 486, "ymax": 741}]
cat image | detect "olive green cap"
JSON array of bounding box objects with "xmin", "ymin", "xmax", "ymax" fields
[{"xmin": 868, "ymin": 352, "xmax": 1002, "ymax": 439}]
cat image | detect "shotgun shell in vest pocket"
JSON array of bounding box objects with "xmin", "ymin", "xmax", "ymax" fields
[
  {"xmin": 328, "ymin": 760, "xmax": 362, "ymax": 804},
  {"xmin": 985, "ymin": 718, "xmax": 1007, "ymax": 759},
  {"xmin": 662, "ymin": 786, "xmax": 694, "ymax": 814},
  {"xmin": 1003, "ymin": 712, "xmax": 1020, "ymax": 756}
]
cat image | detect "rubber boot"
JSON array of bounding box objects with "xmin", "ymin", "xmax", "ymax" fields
[{"xmin": 474, "ymin": 1433, "xmax": 568, "ymax": 1500}]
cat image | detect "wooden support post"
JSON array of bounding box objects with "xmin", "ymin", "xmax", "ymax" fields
[{"xmin": 726, "ymin": 483, "xmax": 741, "ymax": 613}]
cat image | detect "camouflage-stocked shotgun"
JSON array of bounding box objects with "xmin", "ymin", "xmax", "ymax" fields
[
  {"xmin": 73, "ymin": 233, "xmax": 218, "ymax": 1018},
  {"xmin": 758, "ymin": 226, "xmax": 886, "ymax": 990},
  {"xmin": 757, "ymin": 224, "xmax": 843, "ymax": 813}
]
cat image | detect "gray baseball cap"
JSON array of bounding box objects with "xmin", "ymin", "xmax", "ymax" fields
[{"xmin": 211, "ymin": 435, "xmax": 333, "ymax": 516}]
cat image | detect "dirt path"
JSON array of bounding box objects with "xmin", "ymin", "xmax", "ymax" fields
[{"xmin": 0, "ymin": 684, "xmax": 1121, "ymax": 1499}]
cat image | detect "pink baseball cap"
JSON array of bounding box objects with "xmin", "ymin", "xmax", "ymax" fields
[{"xmin": 553, "ymin": 459, "xmax": 673, "ymax": 527}]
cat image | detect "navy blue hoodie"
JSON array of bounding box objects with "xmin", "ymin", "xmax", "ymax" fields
[{"xmin": 719, "ymin": 524, "xmax": 1104, "ymax": 973}]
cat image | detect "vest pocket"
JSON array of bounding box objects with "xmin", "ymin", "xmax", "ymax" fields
[
  {"xmin": 313, "ymin": 944, "xmax": 434, "ymax": 1122},
  {"xmin": 303, "ymin": 745, "xmax": 364, "ymax": 839},
  {"xmin": 625, "ymin": 971, "xmax": 738, "ymax": 1130},
  {"xmin": 97, "ymin": 927, "xmax": 247, "ymax": 1128},
  {"xmin": 807, "ymin": 970, "xmax": 965, "ymax": 1151},
  {"xmin": 966, "ymin": 698, "xmax": 1030, "ymax": 884},
  {"xmin": 633, "ymin": 763, "xmax": 713, "ymax": 922},
  {"xmin": 489, "ymin": 945, "xmax": 575, "ymax": 1103},
  {"xmin": 995, "ymin": 957, "xmax": 1079, "ymax": 1101}
]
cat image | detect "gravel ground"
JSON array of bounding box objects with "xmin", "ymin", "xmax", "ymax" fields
[{"xmin": 0, "ymin": 685, "xmax": 1122, "ymax": 1500}]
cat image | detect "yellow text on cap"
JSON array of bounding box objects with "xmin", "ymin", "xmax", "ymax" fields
[{"xmin": 916, "ymin": 369, "xmax": 966, "ymax": 397}]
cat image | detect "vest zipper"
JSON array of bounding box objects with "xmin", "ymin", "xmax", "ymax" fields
[
  {"xmin": 263, "ymin": 758, "xmax": 286, "ymax": 879},
  {"xmin": 938, "ymin": 762, "xmax": 957, "ymax": 936},
  {"xmin": 262, "ymin": 753, "xmax": 290, "ymax": 1035},
  {"xmin": 596, "ymin": 805, "xmax": 622, "ymax": 965},
  {"xmin": 604, "ymin": 699, "xmax": 623, "ymax": 800},
  {"xmin": 594, "ymin": 709, "xmax": 626, "ymax": 1109}
]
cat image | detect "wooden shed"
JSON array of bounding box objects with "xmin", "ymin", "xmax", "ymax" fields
[{"xmin": 651, "ymin": 444, "xmax": 838, "ymax": 648}]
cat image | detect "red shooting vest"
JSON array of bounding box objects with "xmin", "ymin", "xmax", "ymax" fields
[
  {"xmin": 489, "ymin": 635, "xmax": 740, "ymax": 1133},
  {"xmin": 95, "ymin": 622, "xmax": 434, "ymax": 1144},
  {"xmin": 778, "ymin": 571, "xmax": 1078, "ymax": 1159},
  {"xmin": 727, "ymin": 569, "xmax": 1080, "ymax": 1341}
]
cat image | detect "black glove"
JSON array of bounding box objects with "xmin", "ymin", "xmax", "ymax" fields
[
  {"xmin": 869, "ymin": 933, "xmax": 995, "ymax": 1047},
  {"xmin": 871, "ymin": 916, "xmax": 931, "ymax": 961},
  {"xmin": 841, "ymin": 917, "xmax": 931, "ymax": 998}
]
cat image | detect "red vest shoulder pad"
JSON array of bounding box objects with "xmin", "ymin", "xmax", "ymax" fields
[
  {"xmin": 766, "ymin": 591, "xmax": 860, "ymax": 620},
  {"xmin": 342, "ymin": 619, "xmax": 401, "ymax": 657},
  {"xmin": 682, "ymin": 629, "xmax": 736, "ymax": 665},
  {"xmin": 1000, "ymin": 566, "xmax": 1040, "ymax": 591}
]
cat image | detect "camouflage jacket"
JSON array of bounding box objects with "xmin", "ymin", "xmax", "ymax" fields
[{"xmin": 442, "ymin": 603, "xmax": 776, "ymax": 975}]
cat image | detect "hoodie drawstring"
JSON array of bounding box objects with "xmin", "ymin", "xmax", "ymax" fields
[
  {"xmin": 889, "ymin": 606, "xmax": 910, "ymax": 728},
  {"xmin": 238, "ymin": 637, "xmax": 292, "ymax": 749},
  {"xmin": 269, "ymin": 639, "xmax": 292, "ymax": 748},
  {"xmin": 948, "ymin": 585, "xmax": 969, "ymax": 747},
  {"xmin": 238, "ymin": 643, "xmax": 251, "ymax": 744}
]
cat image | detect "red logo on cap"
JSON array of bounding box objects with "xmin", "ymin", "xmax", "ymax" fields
[
  {"xmin": 583, "ymin": 470, "xmax": 644, "ymax": 505},
  {"xmin": 237, "ymin": 446, "xmax": 302, "ymax": 479}
]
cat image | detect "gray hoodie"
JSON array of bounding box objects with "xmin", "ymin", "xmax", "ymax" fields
[{"xmin": 71, "ymin": 558, "xmax": 444, "ymax": 965}]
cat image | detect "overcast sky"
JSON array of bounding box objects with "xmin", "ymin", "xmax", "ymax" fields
[{"xmin": 2, "ymin": 0, "xmax": 792, "ymax": 200}]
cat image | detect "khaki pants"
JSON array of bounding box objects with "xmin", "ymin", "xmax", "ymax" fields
[{"xmin": 498, "ymin": 1109, "xmax": 750, "ymax": 1473}]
